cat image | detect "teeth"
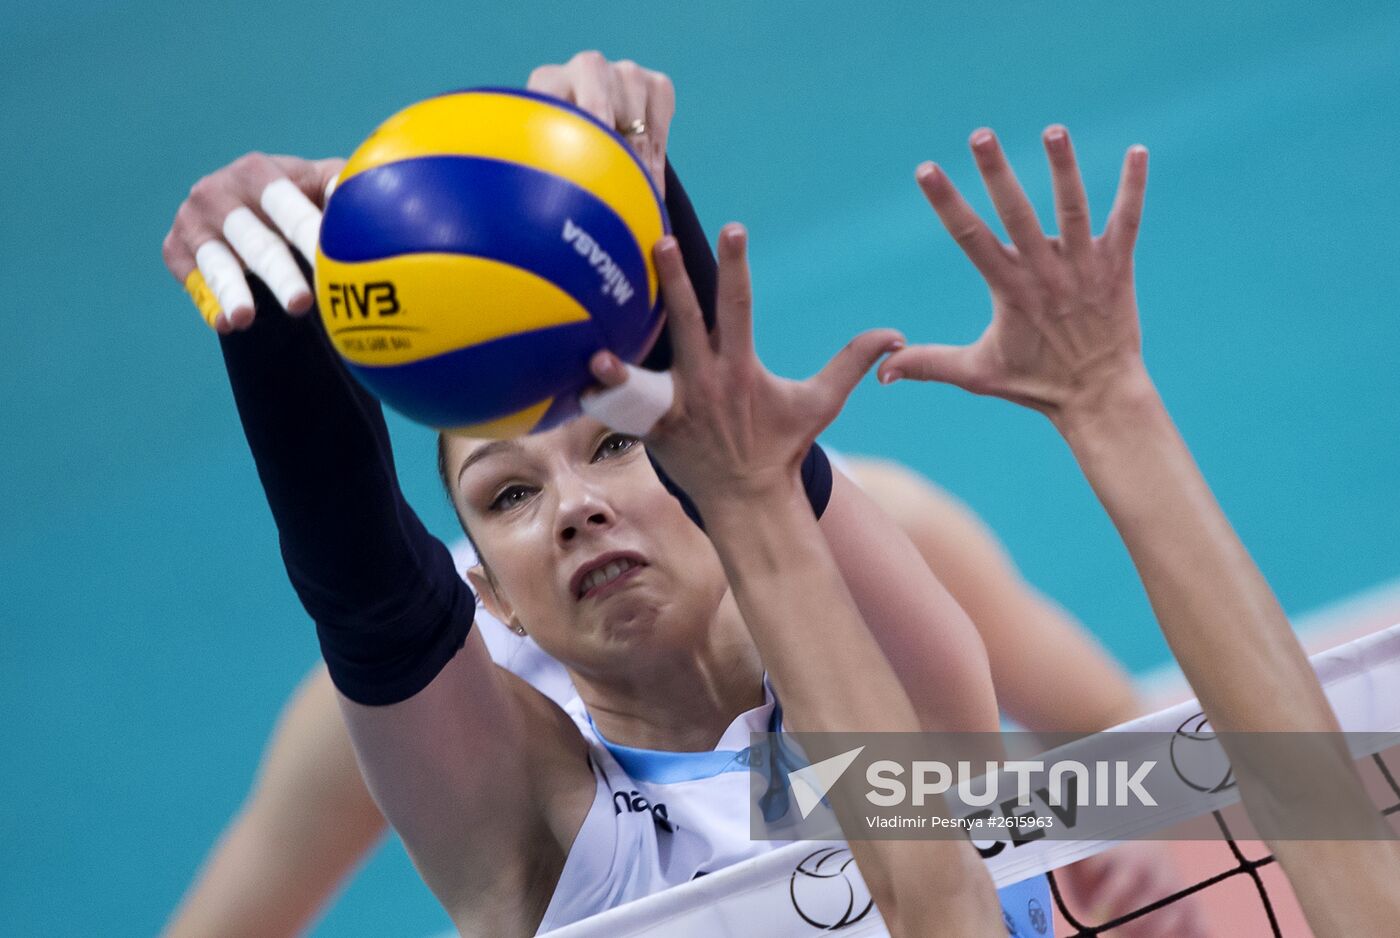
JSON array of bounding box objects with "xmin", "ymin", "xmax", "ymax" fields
[{"xmin": 580, "ymin": 558, "xmax": 637, "ymax": 596}]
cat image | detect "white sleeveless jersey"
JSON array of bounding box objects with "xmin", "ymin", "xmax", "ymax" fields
[{"xmin": 535, "ymin": 686, "xmax": 788, "ymax": 932}]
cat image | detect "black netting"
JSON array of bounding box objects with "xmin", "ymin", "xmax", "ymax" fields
[{"xmin": 1045, "ymin": 751, "xmax": 1400, "ymax": 936}]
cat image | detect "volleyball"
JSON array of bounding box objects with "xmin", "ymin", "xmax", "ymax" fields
[{"xmin": 315, "ymin": 88, "xmax": 669, "ymax": 438}]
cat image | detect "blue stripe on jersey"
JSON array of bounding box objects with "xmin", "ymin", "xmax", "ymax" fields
[
  {"xmin": 346, "ymin": 319, "xmax": 600, "ymax": 430},
  {"xmin": 320, "ymin": 155, "xmax": 654, "ymax": 359},
  {"xmin": 591, "ymin": 701, "xmax": 784, "ymax": 785},
  {"xmin": 600, "ymin": 744, "xmax": 751, "ymax": 785}
]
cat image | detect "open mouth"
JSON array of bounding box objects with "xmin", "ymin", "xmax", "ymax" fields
[{"xmin": 572, "ymin": 553, "xmax": 647, "ymax": 600}]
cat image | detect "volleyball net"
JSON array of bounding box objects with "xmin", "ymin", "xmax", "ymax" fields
[{"xmin": 550, "ymin": 622, "xmax": 1400, "ymax": 937}]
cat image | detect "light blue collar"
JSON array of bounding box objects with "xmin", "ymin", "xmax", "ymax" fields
[{"xmin": 589, "ymin": 696, "xmax": 785, "ymax": 785}]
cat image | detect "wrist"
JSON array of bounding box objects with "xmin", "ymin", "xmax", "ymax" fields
[
  {"xmin": 1050, "ymin": 361, "xmax": 1163, "ymax": 448},
  {"xmin": 699, "ymin": 480, "xmax": 824, "ymax": 593},
  {"xmin": 692, "ymin": 475, "xmax": 806, "ymax": 531}
]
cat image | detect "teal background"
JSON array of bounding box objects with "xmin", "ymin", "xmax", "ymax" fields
[{"xmin": 2, "ymin": 1, "xmax": 1396, "ymax": 934}]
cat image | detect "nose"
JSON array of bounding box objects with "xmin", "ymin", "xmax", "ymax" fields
[{"xmin": 554, "ymin": 472, "xmax": 614, "ymax": 546}]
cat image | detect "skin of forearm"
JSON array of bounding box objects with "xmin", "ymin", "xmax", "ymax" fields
[
  {"xmin": 1055, "ymin": 370, "xmax": 1336, "ymax": 735},
  {"xmin": 696, "ymin": 483, "xmax": 1004, "ymax": 936},
  {"xmin": 163, "ymin": 667, "xmax": 390, "ymax": 938},
  {"xmin": 163, "ymin": 798, "xmax": 385, "ymax": 938},
  {"xmin": 700, "ymin": 482, "xmax": 923, "ymax": 736},
  {"xmin": 1269, "ymin": 840, "xmax": 1400, "ymax": 937},
  {"xmin": 1057, "ymin": 369, "xmax": 1400, "ymax": 932}
]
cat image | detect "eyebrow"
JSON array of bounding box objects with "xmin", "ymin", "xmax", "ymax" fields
[{"xmin": 456, "ymin": 439, "xmax": 523, "ymax": 485}]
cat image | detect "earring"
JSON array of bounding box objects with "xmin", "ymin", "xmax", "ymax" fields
[{"xmin": 515, "ymin": 625, "xmax": 526, "ymax": 636}]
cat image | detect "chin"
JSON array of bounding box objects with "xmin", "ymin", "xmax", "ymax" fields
[
  {"xmin": 595, "ymin": 596, "xmax": 665, "ymax": 642},
  {"xmin": 599, "ymin": 584, "xmax": 713, "ymax": 649}
]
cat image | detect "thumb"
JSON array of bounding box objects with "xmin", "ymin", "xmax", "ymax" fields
[
  {"xmin": 877, "ymin": 343, "xmax": 981, "ymax": 390},
  {"xmin": 580, "ymin": 356, "xmax": 676, "ymax": 436},
  {"xmin": 587, "ymin": 349, "xmax": 630, "ymax": 388},
  {"xmin": 808, "ymin": 328, "xmax": 906, "ymax": 414}
]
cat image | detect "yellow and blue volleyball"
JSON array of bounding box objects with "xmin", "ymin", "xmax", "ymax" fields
[{"xmin": 315, "ymin": 88, "xmax": 669, "ymax": 438}]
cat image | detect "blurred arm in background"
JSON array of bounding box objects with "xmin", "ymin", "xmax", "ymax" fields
[
  {"xmin": 162, "ymin": 667, "xmax": 384, "ymax": 938},
  {"xmin": 845, "ymin": 456, "xmax": 1141, "ymax": 734}
]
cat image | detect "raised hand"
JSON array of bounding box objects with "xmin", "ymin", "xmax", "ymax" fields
[
  {"xmin": 590, "ymin": 225, "xmax": 902, "ymax": 505},
  {"xmin": 527, "ymin": 50, "xmax": 675, "ymax": 194},
  {"xmin": 879, "ymin": 126, "xmax": 1149, "ymax": 426},
  {"xmin": 162, "ymin": 153, "xmax": 344, "ymax": 333}
]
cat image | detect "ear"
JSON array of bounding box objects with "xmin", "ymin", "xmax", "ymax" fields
[{"xmin": 466, "ymin": 564, "xmax": 521, "ymax": 634}]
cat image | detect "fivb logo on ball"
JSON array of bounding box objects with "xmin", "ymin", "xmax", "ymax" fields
[
  {"xmin": 323, "ymin": 281, "xmax": 402, "ymax": 320},
  {"xmin": 322, "ymin": 281, "xmax": 409, "ymax": 355},
  {"xmin": 562, "ymin": 218, "xmax": 636, "ymax": 307}
]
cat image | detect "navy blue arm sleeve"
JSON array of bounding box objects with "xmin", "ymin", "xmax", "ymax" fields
[
  {"xmin": 644, "ymin": 162, "xmax": 834, "ymax": 525},
  {"xmin": 218, "ymin": 270, "xmax": 475, "ymax": 706},
  {"xmin": 640, "ymin": 161, "xmax": 716, "ymax": 373},
  {"xmin": 647, "ymin": 444, "xmax": 833, "ymax": 528}
]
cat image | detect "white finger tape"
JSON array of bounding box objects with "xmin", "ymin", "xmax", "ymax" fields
[
  {"xmin": 580, "ymin": 365, "xmax": 675, "ymax": 436},
  {"xmin": 223, "ymin": 206, "xmax": 307, "ymax": 309},
  {"xmin": 194, "ymin": 239, "xmax": 253, "ymax": 316},
  {"xmin": 260, "ymin": 177, "xmax": 322, "ymax": 266}
]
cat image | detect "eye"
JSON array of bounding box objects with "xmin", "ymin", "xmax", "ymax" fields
[
  {"xmin": 593, "ymin": 433, "xmax": 639, "ymax": 462},
  {"xmin": 488, "ymin": 484, "xmax": 537, "ymax": 512}
]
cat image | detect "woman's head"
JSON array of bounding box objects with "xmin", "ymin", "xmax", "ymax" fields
[{"xmin": 439, "ymin": 418, "xmax": 731, "ymax": 681}]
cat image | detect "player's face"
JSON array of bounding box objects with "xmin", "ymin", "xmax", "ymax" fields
[{"xmin": 445, "ymin": 418, "xmax": 729, "ymax": 678}]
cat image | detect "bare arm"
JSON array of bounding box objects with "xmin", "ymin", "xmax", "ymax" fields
[
  {"xmin": 848, "ymin": 455, "xmax": 1211, "ymax": 937},
  {"xmin": 883, "ymin": 124, "xmax": 1400, "ymax": 935},
  {"xmin": 845, "ymin": 456, "xmax": 1141, "ymax": 733},
  {"xmin": 1055, "ymin": 371, "xmax": 1400, "ymax": 933},
  {"xmin": 163, "ymin": 667, "xmax": 385, "ymax": 938},
  {"xmin": 710, "ymin": 481, "xmax": 1002, "ymax": 937},
  {"xmin": 594, "ymin": 225, "xmax": 1005, "ymax": 937}
]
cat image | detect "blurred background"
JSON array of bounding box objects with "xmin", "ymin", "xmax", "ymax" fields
[{"xmin": 2, "ymin": 0, "xmax": 1396, "ymax": 934}]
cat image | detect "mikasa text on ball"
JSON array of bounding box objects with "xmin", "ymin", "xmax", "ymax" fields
[{"xmin": 315, "ymin": 88, "xmax": 669, "ymax": 437}]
